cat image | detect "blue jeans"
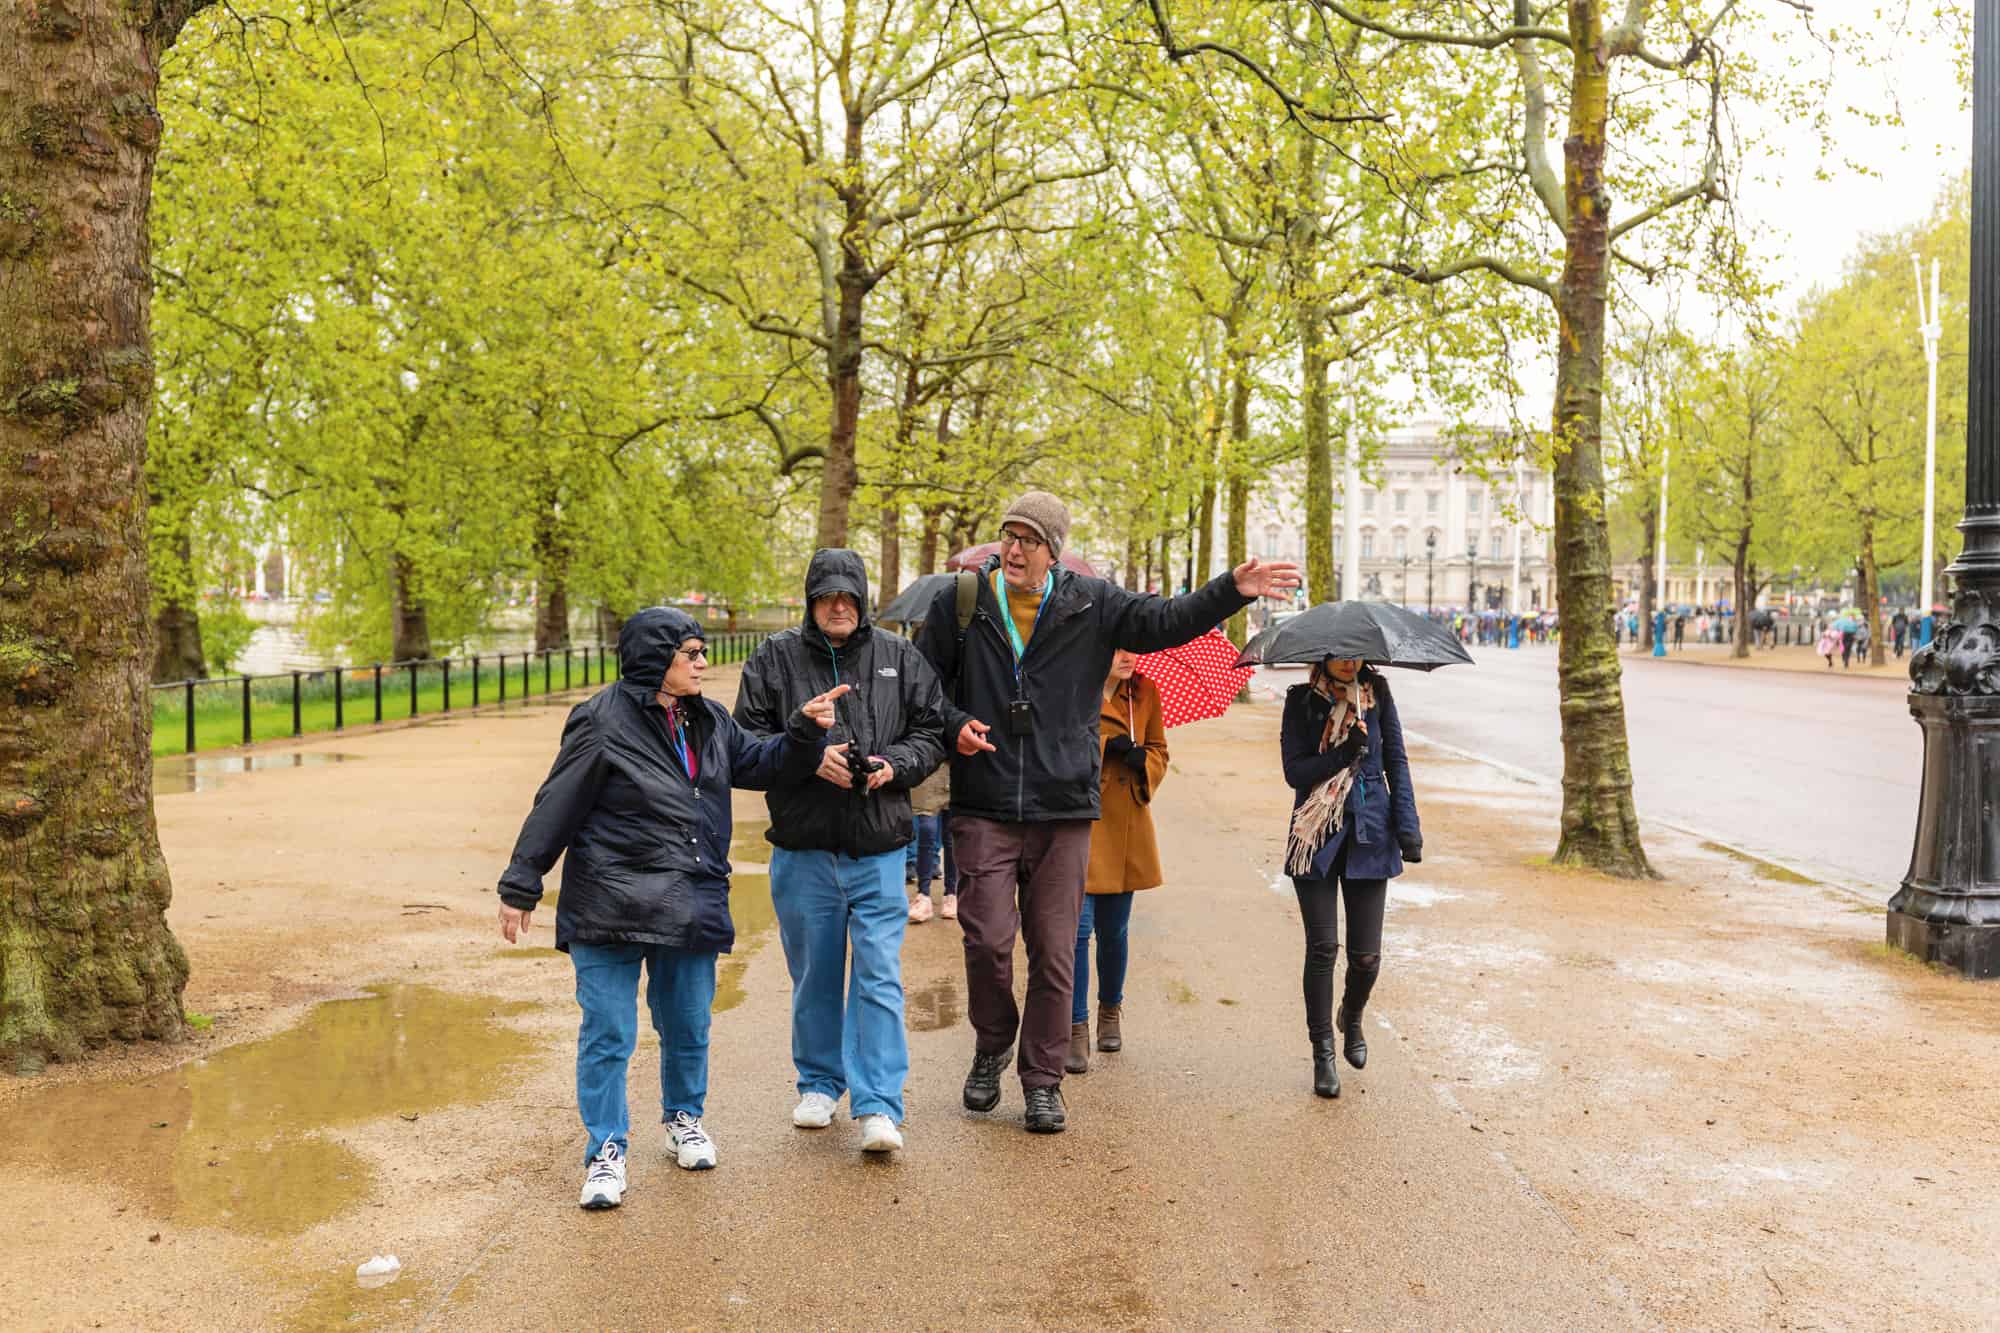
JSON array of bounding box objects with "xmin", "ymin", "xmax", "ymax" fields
[
  {"xmin": 912, "ymin": 813, "xmax": 957, "ymax": 897},
  {"xmin": 1073, "ymin": 892, "xmax": 1135, "ymax": 1024},
  {"xmin": 570, "ymin": 941, "xmax": 717, "ymax": 1162},
  {"xmin": 769, "ymin": 847, "xmax": 910, "ymax": 1121}
]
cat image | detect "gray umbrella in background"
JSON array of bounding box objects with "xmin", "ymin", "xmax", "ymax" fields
[
  {"xmin": 877, "ymin": 573, "xmax": 958, "ymax": 626},
  {"xmin": 1234, "ymin": 601, "xmax": 1476, "ymax": 671}
]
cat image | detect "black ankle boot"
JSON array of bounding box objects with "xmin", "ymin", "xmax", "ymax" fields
[
  {"xmin": 1337, "ymin": 958, "xmax": 1379, "ymax": 1070},
  {"xmin": 1312, "ymin": 1036, "xmax": 1341, "ymax": 1098}
]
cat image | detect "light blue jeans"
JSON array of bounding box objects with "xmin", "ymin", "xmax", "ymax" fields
[
  {"xmin": 769, "ymin": 847, "xmax": 910, "ymax": 1122},
  {"xmin": 570, "ymin": 941, "xmax": 716, "ymax": 1162}
]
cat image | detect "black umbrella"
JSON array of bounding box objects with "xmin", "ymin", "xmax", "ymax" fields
[
  {"xmin": 877, "ymin": 573, "xmax": 958, "ymax": 626},
  {"xmin": 1235, "ymin": 601, "xmax": 1475, "ymax": 671}
]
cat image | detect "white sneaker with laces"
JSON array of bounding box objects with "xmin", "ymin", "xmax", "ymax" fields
[
  {"xmin": 908, "ymin": 893, "xmax": 934, "ymax": 924},
  {"xmin": 858, "ymin": 1114, "xmax": 904, "ymax": 1153},
  {"xmin": 667, "ymin": 1112, "xmax": 718, "ymax": 1170},
  {"xmin": 579, "ymin": 1140, "xmax": 626, "ymax": 1209},
  {"xmin": 792, "ymin": 1091, "xmax": 838, "ymax": 1129}
]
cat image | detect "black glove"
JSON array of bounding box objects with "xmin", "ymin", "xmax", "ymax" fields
[
  {"xmin": 1104, "ymin": 734, "xmax": 1135, "ymax": 762},
  {"xmin": 1399, "ymin": 836, "xmax": 1423, "ymax": 864},
  {"xmin": 1119, "ymin": 744, "xmax": 1149, "ymax": 777}
]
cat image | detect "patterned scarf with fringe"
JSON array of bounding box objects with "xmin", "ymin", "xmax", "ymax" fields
[{"xmin": 1285, "ymin": 673, "xmax": 1374, "ymax": 876}]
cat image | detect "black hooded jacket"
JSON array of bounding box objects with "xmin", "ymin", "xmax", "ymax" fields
[
  {"xmin": 915, "ymin": 559, "xmax": 1250, "ymax": 823},
  {"xmin": 733, "ymin": 548, "xmax": 950, "ymax": 856},
  {"xmin": 498, "ymin": 606, "xmax": 827, "ymax": 953}
]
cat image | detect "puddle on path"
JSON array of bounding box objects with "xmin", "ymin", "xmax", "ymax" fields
[
  {"xmin": 714, "ymin": 872, "xmax": 776, "ymax": 1014},
  {"xmin": 153, "ymin": 751, "xmax": 360, "ymax": 796},
  {"xmin": 0, "ymin": 985, "xmax": 538, "ymax": 1238},
  {"xmin": 1388, "ymin": 880, "xmax": 1466, "ymax": 910},
  {"xmin": 906, "ymin": 973, "xmax": 966, "ymax": 1032}
]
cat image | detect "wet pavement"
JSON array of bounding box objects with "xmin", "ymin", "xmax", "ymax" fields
[{"xmin": 153, "ymin": 751, "xmax": 362, "ymax": 796}]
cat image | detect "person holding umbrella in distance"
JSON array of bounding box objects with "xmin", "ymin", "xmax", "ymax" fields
[{"xmin": 1240, "ymin": 602, "xmax": 1470, "ymax": 1098}]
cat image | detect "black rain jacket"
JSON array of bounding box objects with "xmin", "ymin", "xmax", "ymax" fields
[
  {"xmin": 915, "ymin": 558, "xmax": 1250, "ymax": 823},
  {"xmin": 733, "ymin": 548, "xmax": 950, "ymax": 857},
  {"xmin": 497, "ymin": 606, "xmax": 827, "ymax": 953}
]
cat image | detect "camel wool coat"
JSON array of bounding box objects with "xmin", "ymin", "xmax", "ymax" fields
[{"xmin": 1086, "ymin": 673, "xmax": 1170, "ymax": 895}]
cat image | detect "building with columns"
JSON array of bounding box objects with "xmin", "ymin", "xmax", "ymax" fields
[{"xmin": 1245, "ymin": 420, "xmax": 1556, "ymax": 612}]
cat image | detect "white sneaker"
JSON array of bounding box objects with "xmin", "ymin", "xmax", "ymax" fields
[
  {"xmin": 579, "ymin": 1140, "xmax": 626, "ymax": 1209},
  {"xmin": 667, "ymin": 1112, "xmax": 718, "ymax": 1170},
  {"xmin": 858, "ymin": 1114, "xmax": 904, "ymax": 1153},
  {"xmin": 792, "ymin": 1091, "xmax": 838, "ymax": 1129},
  {"xmin": 908, "ymin": 893, "xmax": 934, "ymax": 924}
]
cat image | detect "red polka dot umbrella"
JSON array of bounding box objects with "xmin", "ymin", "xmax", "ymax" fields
[{"xmin": 1134, "ymin": 630, "xmax": 1257, "ymax": 729}]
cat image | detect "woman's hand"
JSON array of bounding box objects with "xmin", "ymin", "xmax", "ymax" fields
[
  {"xmin": 799, "ymin": 683, "xmax": 852, "ymax": 730},
  {"xmin": 498, "ymin": 905, "xmax": 533, "ymax": 942}
]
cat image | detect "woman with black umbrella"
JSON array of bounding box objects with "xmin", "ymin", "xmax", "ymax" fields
[{"xmin": 1278, "ymin": 655, "xmax": 1424, "ymax": 1098}]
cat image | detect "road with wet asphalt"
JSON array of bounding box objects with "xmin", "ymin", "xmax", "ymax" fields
[{"xmin": 1321, "ymin": 645, "xmax": 1919, "ymax": 891}]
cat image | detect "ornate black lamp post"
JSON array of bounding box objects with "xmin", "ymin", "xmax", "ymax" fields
[
  {"xmin": 1896, "ymin": 0, "xmax": 2000, "ymax": 978},
  {"xmin": 1426, "ymin": 530, "xmax": 1438, "ymax": 612}
]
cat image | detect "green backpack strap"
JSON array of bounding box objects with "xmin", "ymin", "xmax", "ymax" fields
[{"xmin": 955, "ymin": 570, "xmax": 979, "ymax": 635}]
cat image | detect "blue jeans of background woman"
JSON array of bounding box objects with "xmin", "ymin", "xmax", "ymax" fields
[
  {"xmin": 1072, "ymin": 891, "xmax": 1135, "ymax": 1024},
  {"xmin": 911, "ymin": 812, "xmax": 957, "ymax": 898},
  {"xmin": 570, "ymin": 941, "xmax": 717, "ymax": 1161}
]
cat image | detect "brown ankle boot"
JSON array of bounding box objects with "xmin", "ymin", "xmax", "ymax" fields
[
  {"xmin": 1096, "ymin": 1003, "xmax": 1122, "ymax": 1052},
  {"xmin": 1065, "ymin": 1023, "xmax": 1090, "ymax": 1074}
]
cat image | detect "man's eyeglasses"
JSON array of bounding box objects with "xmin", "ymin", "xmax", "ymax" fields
[
  {"xmin": 996, "ymin": 528, "xmax": 1046, "ymax": 553},
  {"xmin": 676, "ymin": 646, "xmax": 709, "ymax": 663}
]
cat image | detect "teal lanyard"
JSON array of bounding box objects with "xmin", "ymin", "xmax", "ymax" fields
[{"xmin": 991, "ymin": 570, "xmax": 1052, "ymax": 682}]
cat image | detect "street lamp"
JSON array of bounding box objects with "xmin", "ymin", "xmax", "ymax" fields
[
  {"xmin": 1399, "ymin": 552, "xmax": 1413, "ymax": 607},
  {"xmin": 1425, "ymin": 530, "xmax": 1438, "ymax": 613},
  {"xmin": 1897, "ymin": 0, "xmax": 2000, "ymax": 979},
  {"xmin": 1915, "ymin": 254, "xmax": 1942, "ymax": 647},
  {"xmin": 1466, "ymin": 537, "xmax": 1480, "ymax": 616}
]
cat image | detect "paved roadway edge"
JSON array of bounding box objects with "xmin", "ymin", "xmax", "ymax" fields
[{"xmin": 1400, "ymin": 727, "xmax": 1887, "ymax": 910}]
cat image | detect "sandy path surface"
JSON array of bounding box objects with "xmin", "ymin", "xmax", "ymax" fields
[{"xmin": 3, "ymin": 668, "xmax": 1995, "ymax": 1329}]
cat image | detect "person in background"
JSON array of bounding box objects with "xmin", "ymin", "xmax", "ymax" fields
[
  {"xmin": 1818, "ymin": 622, "xmax": 1841, "ymax": 669},
  {"xmin": 1278, "ymin": 656, "xmax": 1422, "ymax": 1100},
  {"xmin": 1892, "ymin": 608, "xmax": 1910, "ymax": 658},
  {"xmin": 733, "ymin": 549, "xmax": 950, "ymax": 1156},
  {"xmin": 497, "ymin": 608, "xmax": 846, "ymax": 1207},
  {"xmin": 908, "ymin": 770, "xmax": 958, "ymax": 923},
  {"xmin": 1068, "ymin": 649, "xmax": 1169, "ymax": 1075}
]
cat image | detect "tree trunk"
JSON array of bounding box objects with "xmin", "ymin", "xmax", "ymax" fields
[
  {"xmin": 1732, "ymin": 546, "xmax": 1754, "ymax": 658},
  {"xmin": 0, "ymin": 0, "xmax": 209, "ymax": 1072},
  {"xmin": 1637, "ymin": 504, "xmax": 1657, "ymax": 651},
  {"xmin": 151, "ymin": 529, "xmax": 206, "ymax": 681},
  {"xmin": 532, "ymin": 494, "xmax": 571, "ymax": 651},
  {"xmin": 596, "ymin": 605, "xmax": 626, "ymax": 654},
  {"xmin": 1861, "ymin": 521, "xmax": 1884, "ymax": 667},
  {"xmin": 816, "ymin": 111, "xmax": 875, "ymax": 548},
  {"xmin": 916, "ymin": 505, "xmax": 943, "ymax": 577},
  {"xmin": 879, "ymin": 499, "xmax": 901, "ymax": 601},
  {"xmin": 388, "ymin": 551, "xmax": 432, "ymax": 661},
  {"xmin": 1549, "ymin": 0, "xmax": 1652, "ymax": 878}
]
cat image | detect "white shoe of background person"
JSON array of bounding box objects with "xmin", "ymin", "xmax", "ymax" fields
[
  {"xmin": 940, "ymin": 894, "xmax": 958, "ymax": 921},
  {"xmin": 858, "ymin": 1114, "xmax": 904, "ymax": 1153},
  {"xmin": 908, "ymin": 893, "xmax": 934, "ymax": 924},
  {"xmin": 579, "ymin": 1140, "xmax": 626, "ymax": 1209},
  {"xmin": 792, "ymin": 1091, "xmax": 837, "ymax": 1129},
  {"xmin": 667, "ymin": 1112, "xmax": 718, "ymax": 1170}
]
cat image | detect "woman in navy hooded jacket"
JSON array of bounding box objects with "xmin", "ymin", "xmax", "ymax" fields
[
  {"xmin": 497, "ymin": 606, "xmax": 846, "ymax": 1209},
  {"xmin": 1280, "ymin": 656, "xmax": 1423, "ymax": 1099}
]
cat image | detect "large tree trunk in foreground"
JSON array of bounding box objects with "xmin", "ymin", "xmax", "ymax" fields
[
  {"xmin": 388, "ymin": 551, "xmax": 432, "ymax": 661},
  {"xmin": 1549, "ymin": 0, "xmax": 1652, "ymax": 878},
  {"xmin": 0, "ymin": 0, "xmax": 209, "ymax": 1072}
]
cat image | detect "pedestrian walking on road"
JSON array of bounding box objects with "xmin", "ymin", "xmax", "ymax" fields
[
  {"xmin": 1280, "ymin": 657, "xmax": 1423, "ymax": 1100},
  {"xmin": 907, "ymin": 778, "xmax": 957, "ymax": 923},
  {"xmin": 497, "ymin": 608, "xmax": 847, "ymax": 1208},
  {"xmin": 1068, "ymin": 650, "xmax": 1169, "ymax": 1075},
  {"xmin": 917, "ymin": 491, "xmax": 1300, "ymax": 1133},
  {"xmin": 1892, "ymin": 609, "xmax": 1910, "ymax": 659},
  {"xmin": 1818, "ymin": 623, "xmax": 1841, "ymax": 669},
  {"xmin": 733, "ymin": 550, "xmax": 951, "ymax": 1157},
  {"xmin": 1673, "ymin": 612, "xmax": 1686, "ymax": 651}
]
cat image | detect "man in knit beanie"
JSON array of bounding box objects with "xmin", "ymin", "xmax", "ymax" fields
[{"xmin": 916, "ymin": 490, "xmax": 1300, "ymax": 1133}]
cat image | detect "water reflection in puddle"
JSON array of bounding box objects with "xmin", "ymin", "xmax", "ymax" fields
[
  {"xmin": 905, "ymin": 974, "xmax": 965, "ymax": 1032},
  {"xmin": 152, "ymin": 751, "xmax": 360, "ymax": 796},
  {"xmin": 714, "ymin": 821, "xmax": 776, "ymax": 1015},
  {"xmin": 0, "ymin": 985, "xmax": 538, "ymax": 1237}
]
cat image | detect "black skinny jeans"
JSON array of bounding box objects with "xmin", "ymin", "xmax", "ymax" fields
[{"xmin": 1292, "ymin": 843, "xmax": 1386, "ymax": 1043}]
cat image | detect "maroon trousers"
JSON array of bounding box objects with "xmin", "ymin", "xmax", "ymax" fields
[{"xmin": 949, "ymin": 815, "xmax": 1093, "ymax": 1090}]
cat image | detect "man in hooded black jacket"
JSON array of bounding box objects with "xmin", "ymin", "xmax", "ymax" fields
[{"xmin": 734, "ymin": 548, "xmax": 950, "ymax": 1154}]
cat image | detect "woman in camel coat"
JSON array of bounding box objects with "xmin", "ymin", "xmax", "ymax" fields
[{"xmin": 1069, "ymin": 649, "xmax": 1169, "ymax": 1073}]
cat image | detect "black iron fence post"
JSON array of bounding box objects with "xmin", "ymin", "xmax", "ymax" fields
[
  {"xmin": 334, "ymin": 666, "xmax": 345, "ymax": 730},
  {"xmin": 499, "ymin": 652, "xmax": 507, "ymax": 703},
  {"xmin": 564, "ymin": 647, "xmax": 572, "ymax": 690},
  {"xmin": 443, "ymin": 658, "xmax": 452, "ymax": 712},
  {"xmin": 184, "ymin": 680, "xmax": 195, "ymax": 754},
  {"xmin": 408, "ymin": 661, "xmax": 419, "ymax": 717},
  {"xmin": 241, "ymin": 675, "xmax": 252, "ymax": 745},
  {"xmin": 521, "ymin": 651, "xmax": 529, "ymax": 698},
  {"xmin": 473, "ymin": 654, "xmax": 481, "ymax": 707},
  {"xmin": 291, "ymin": 671, "xmax": 302, "ymax": 737},
  {"xmin": 374, "ymin": 665, "xmax": 383, "ymax": 723},
  {"xmin": 543, "ymin": 649, "xmax": 551, "ymax": 695}
]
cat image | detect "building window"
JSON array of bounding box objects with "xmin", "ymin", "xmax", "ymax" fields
[
  {"xmin": 1393, "ymin": 532, "xmax": 1407, "ymax": 559},
  {"xmin": 1393, "ymin": 491, "xmax": 1407, "ymax": 514},
  {"xmin": 1427, "ymin": 490, "xmax": 1440, "ymax": 515},
  {"xmin": 1361, "ymin": 490, "xmax": 1375, "ymax": 514},
  {"xmin": 1469, "ymin": 489, "xmax": 1483, "ymax": 516},
  {"xmin": 1491, "ymin": 532, "xmax": 1504, "ymax": 559},
  {"xmin": 1264, "ymin": 524, "xmax": 1280, "ymax": 558},
  {"xmin": 1361, "ymin": 531, "xmax": 1375, "ymax": 559}
]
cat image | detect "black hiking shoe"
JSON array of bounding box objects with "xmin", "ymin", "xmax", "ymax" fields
[
  {"xmin": 1024, "ymin": 1085, "xmax": 1067, "ymax": 1133},
  {"xmin": 1312, "ymin": 1036, "xmax": 1341, "ymax": 1099},
  {"xmin": 963, "ymin": 1047, "xmax": 1009, "ymax": 1113}
]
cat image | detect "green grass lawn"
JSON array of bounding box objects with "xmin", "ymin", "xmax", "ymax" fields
[{"xmin": 149, "ymin": 634, "xmax": 769, "ymax": 757}]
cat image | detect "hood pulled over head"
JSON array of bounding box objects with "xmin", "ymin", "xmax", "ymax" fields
[
  {"xmin": 619, "ymin": 606, "xmax": 704, "ymax": 692},
  {"xmin": 803, "ymin": 548, "xmax": 873, "ymax": 641}
]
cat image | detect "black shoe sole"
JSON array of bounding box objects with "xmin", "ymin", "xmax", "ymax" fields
[{"xmin": 1025, "ymin": 1119, "xmax": 1066, "ymax": 1133}]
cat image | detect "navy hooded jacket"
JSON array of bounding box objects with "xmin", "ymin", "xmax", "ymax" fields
[{"xmin": 498, "ymin": 606, "xmax": 827, "ymax": 953}]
